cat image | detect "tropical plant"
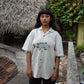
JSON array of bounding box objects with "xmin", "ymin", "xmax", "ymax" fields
[
  {"xmin": 47, "ymin": 0, "xmax": 84, "ymax": 23},
  {"xmin": 83, "ymin": 67, "xmax": 84, "ymax": 75},
  {"xmin": 74, "ymin": 46, "xmax": 84, "ymax": 57},
  {"xmin": 47, "ymin": 0, "xmax": 84, "ymax": 40}
]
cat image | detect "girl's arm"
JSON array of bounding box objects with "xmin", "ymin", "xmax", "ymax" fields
[
  {"xmin": 51, "ymin": 57, "xmax": 60, "ymax": 82},
  {"xmin": 26, "ymin": 52, "xmax": 33, "ymax": 78},
  {"xmin": 55, "ymin": 57, "xmax": 60, "ymax": 72}
]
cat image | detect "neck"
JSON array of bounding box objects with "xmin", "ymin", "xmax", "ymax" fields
[
  {"xmin": 42, "ymin": 25, "xmax": 50, "ymax": 33},
  {"xmin": 42, "ymin": 25, "xmax": 50, "ymax": 30}
]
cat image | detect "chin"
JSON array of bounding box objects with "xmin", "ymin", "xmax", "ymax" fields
[{"xmin": 42, "ymin": 23, "xmax": 48, "ymax": 26}]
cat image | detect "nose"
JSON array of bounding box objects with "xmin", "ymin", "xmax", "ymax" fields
[{"xmin": 43, "ymin": 17, "xmax": 46, "ymax": 20}]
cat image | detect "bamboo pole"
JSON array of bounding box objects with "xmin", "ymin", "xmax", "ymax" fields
[{"xmin": 81, "ymin": 27, "xmax": 84, "ymax": 45}]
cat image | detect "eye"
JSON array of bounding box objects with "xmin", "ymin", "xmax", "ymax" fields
[
  {"xmin": 46, "ymin": 15, "xmax": 49, "ymax": 18},
  {"xmin": 46, "ymin": 15, "xmax": 50, "ymax": 18},
  {"xmin": 41, "ymin": 15, "xmax": 44, "ymax": 18}
]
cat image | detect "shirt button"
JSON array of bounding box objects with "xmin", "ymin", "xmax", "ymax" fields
[
  {"xmin": 43, "ymin": 35, "xmax": 45, "ymax": 37},
  {"xmin": 53, "ymin": 67, "xmax": 55, "ymax": 70},
  {"xmin": 41, "ymin": 50, "xmax": 43, "ymax": 52},
  {"xmin": 39, "ymin": 66, "xmax": 41, "ymax": 68},
  {"xmin": 40, "ymin": 59, "xmax": 42, "ymax": 61}
]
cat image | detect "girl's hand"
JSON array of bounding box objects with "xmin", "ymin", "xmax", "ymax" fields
[
  {"xmin": 27, "ymin": 66, "xmax": 33, "ymax": 78},
  {"xmin": 51, "ymin": 69, "xmax": 59, "ymax": 82}
]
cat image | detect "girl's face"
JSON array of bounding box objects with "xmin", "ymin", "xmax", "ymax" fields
[{"xmin": 40, "ymin": 14, "xmax": 51, "ymax": 26}]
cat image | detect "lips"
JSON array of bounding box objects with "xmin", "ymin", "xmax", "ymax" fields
[{"xmin": 43, "ymin": 21, "xmax": 47, "ymax": 23}]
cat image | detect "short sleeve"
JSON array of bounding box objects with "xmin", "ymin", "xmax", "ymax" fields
[
  {"xmin": 22, "ymin": 29, "xmax": 35, "ymax": 52},
  {"xmin": 55, "ymin": 33, "xmax": 64, "ymax": 57}
]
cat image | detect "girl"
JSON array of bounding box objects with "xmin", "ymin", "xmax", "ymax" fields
[{"xmin": 22, "ymin": 8, "xmax": 64, "ymax": 84}]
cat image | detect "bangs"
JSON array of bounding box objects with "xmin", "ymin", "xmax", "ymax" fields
[
  {"xmin": 39, "ymin": 12, "xmax": 51, "ymax": 16},
  {"xmin": 38, "ymin": 8, "xmax": 53, "ymax": 17}
]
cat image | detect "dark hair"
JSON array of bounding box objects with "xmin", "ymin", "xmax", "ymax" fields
[{"xmin": 34, "ymin": 8, "xmax": 57, "ymax": 30}]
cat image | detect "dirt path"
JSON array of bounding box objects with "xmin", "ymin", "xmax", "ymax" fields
[{"xmin": 8, "ymin": 51, "xmax": 29, "ymax": 84}]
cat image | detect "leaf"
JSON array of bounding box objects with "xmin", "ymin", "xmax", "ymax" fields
[
  {"xmin": 83, "ymin": 66, "xmax": 84, "ymax": 69},
  {"xmin": 61, "ymin": 16, "xmax": 66, "ymax": 18},
  {"xmin": 66, "ymin": 10, "xmax": 70, "ymax": 13},
  {"xmin": 62, "ymin": 19, "xmax": 66, "ymax": 21},
  {"xmin": 78, "ymin": 11, "xmax": 84, "ymax": 15},
  {"xmin": 67, "ymin": 16, "xmax": 69, "ymax": 19},
  {"xmin": 63, "ymin": 6, "xmax": 66, "ymax": 9},
  {"xmin": 82, "ymin": 71, "xmax": 84, "ymax": 75},
  {"xmin": 78, "ymin": 15, "xmax": 82, "ymax": 19}
]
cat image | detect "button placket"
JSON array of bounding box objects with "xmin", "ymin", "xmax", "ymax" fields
[
  {"xmin": 40, "ymin": 50, "xmax": 44, "ymax": 61},
  {"xmin": 39, "ymin": 31, "xmax": 45, "ymax": 63},
  {"xmin": 38, "ymin": 51, "xmax": 45, "ymax": 75},
  {"xmin": 43, "ymin": 35, "xmax": 45, "ymax": 37},
  {"xmin": 39, "ymin": 50, "xmax": 44, "ymax": 70}
]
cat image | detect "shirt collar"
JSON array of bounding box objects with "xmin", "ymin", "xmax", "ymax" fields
[{"xmin": 39, "ymin": 26, "xmax": 54, "ymax": 33}]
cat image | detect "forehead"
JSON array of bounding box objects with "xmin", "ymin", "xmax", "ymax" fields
[{"xmin": 40, "ymin": 14, "xmax": 50, "ymax": 16}]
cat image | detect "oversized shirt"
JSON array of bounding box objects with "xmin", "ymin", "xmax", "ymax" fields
[{"xmin": 22, "ymin": 26, "xmax": 64, "ymax": 79}]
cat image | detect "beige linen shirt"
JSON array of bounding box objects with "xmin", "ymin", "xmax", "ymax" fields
[{"xmin": 22, "ymin": 26, "xmax": 64, "ymax": 79}]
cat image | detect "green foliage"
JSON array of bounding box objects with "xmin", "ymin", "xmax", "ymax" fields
[
  {"xmin": 47, "ymin": 0, "xmax": 84, "ymax": 40},
  {"xmin": 82, "ymin": 67, "xmax": 84, "ymax": 75},
  {"xmin": 83, "ymin": 66, "xmax": 84, "ymax": 69},
  {"xmin": 63, "ymin": 30, "xmax": 76, "ymax": 39},
  {"xmin": 83, "ymin": 71, "xmax": 84, "ymax": 75},
  {"xmin": 47, "ymin": 0, "xmax": 84, "ymax": 22},
  {"xmin": 74, "ymin": 46, "xmax": 84, "ymax": 56}
]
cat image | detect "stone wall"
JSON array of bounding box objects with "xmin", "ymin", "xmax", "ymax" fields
[{"xmin": 0, "ymin": 0, "xmax": 47, "ymax": 33}]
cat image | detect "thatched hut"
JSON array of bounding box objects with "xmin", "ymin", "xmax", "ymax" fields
[
  {"xmin": 0, "ymin": 0, "xmax": 47, "ymax": 46},
  {"xmin": 0, "ymin": 0, "xmax": 47, "ymax": 34}
]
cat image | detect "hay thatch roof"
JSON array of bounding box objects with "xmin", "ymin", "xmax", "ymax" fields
[{"xmin": 0, "ymin": 0, "xmax": 46, "ymax": 34}]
